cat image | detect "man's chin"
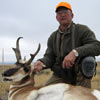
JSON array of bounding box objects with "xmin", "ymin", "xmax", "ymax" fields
[{"xmin": 60, "ymin": 22, "xmax": 69, "ymax": 26}]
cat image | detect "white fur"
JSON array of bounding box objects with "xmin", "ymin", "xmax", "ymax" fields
[
  {"xmin": 92, "ymin": 90, "xmax": 100, "ymax": 100},
  {"xmin": 27, "ymin": 83, "xmax": 70, "ymax": 100},
  {"xmin": 38, "ymin": 83, "xmax": 69, "ymax": 94},
  {"xmin": 27, "ymin": 90, "xmax": 38, "ymax": 100},
  {"xmin": 27, "ymin": 84, "xmax": 100, "ymax": 100}
]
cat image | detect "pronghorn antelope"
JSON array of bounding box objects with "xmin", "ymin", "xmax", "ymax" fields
[{"xmin": 2, "ymin": 37, "xmax": 100, "ymax": 100}]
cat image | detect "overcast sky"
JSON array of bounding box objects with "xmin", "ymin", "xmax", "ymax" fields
[{"xmin": 0, "ymin": 0, "xmax": 100, "ymax": 63}]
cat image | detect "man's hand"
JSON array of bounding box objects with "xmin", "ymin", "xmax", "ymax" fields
[
  {"xmin": 62, "ymin": 50, "xmax": 77, "ymax": 69},
  {"xmin": 34, "ymin": 61, "xmax": 45, "ymax": 72}
]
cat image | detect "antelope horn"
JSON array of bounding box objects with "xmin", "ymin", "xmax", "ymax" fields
[
  {"xmin": 12, "ymin": 37, "xmax": 23, "ymax": 63},
  {"xmin": 26, "ymin": 43, "xmax": 41, "ymax": 65}
]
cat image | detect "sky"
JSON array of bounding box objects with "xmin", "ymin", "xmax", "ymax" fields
[{"xmin": 0, "ymin": 0, "xmax": 100, "ymax": 63}]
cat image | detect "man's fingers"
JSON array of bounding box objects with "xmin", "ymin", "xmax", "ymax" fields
[
  {"xmin": 34, "ymin": 61, "xmax": 44, "ymax": 72},
  {"xmin": 62, "ymin": 59, "xmax": 74, "ymax": 69},
  {"xmin": 62, "ymin": 60, "xmax": 65, "ymax": 69}
]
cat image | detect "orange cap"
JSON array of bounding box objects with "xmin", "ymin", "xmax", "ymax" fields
[{"xmin": 56, "ymin": 2, "xmax": 72, "ymax": 12}]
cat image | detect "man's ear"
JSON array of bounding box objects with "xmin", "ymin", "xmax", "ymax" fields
[{"xmin": 72, "ymin": 12, "xmax": 74, "ymax": 18}]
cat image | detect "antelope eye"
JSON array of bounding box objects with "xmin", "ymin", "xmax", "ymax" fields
[{"xmin": 23, "ymin": 67, "xmax": 29, "ymax": 73}]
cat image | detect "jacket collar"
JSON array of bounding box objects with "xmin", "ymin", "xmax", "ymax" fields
[{"xmin": 58, "ymin": 22, "xmax": 73, "ymax": 35}]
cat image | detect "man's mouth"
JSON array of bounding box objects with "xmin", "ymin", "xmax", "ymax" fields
[{"xmin": 61, "ymin": 17, "xmax": 66, "ymax": 20}]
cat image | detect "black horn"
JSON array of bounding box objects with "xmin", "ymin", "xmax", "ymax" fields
[
  {"xmin": 26, "ymin": 43, "xmax": 41, "ymax": 65},
  {"xmin": 12, "ymin": 37, "xmax": 23, "ymax": 63}
]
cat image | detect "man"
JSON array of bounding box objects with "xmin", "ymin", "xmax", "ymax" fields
[{"xmin": 34, "ymin": 2, "xmax": 100, "ymax": 88}]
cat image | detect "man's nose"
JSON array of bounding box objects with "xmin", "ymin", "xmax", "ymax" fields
[{"xmin": 61, "ymin": 12, "xmax": 66, "ymax": 16}]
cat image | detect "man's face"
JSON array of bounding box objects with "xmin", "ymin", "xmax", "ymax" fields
[{"xmin": 56, "ymin": 8, "xmax": 73, "ymax": 25}]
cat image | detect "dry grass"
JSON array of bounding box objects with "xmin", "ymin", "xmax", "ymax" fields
[
  {"xmin": 91, "ymin": 62, "xmax": 100, "ymax": 90},
  {"xmin": 0, "ymin": 62, "xmax": 100, "ymax": 97}
]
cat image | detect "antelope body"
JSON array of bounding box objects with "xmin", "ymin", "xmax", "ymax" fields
[{"xmin": 2, "ymin": 37, "xmax": 100, "ymax": 100}]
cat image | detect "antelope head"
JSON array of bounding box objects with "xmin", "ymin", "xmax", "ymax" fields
[{"xmin": 2, "ymin": 37, "xmax": 40, "ymax": 83}]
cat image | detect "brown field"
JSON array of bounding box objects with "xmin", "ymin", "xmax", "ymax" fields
[{"xmin": 0, "ymin": 62, "xmax": 100, "ymax": 99}]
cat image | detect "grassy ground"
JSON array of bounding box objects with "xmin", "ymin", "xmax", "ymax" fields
[
  {"xmin": 0, "ymin": 64, "xmax": 53, "ymax": 99},
  {"xmin": 91, "ymin": 62, "xmax": 100, "ymax": 90},
  {"xmin": 0, "ymin": 62, "xmax": 100, "ymax": 99}
]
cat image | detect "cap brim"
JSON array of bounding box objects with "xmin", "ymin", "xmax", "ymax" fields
[{"xmin": 56, "ymin": 6, "xmax": 69, "ymax": 12}]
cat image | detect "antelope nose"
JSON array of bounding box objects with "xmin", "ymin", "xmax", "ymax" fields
[
  {"xmin": 2, "ymin": 73, "xmax": 5, "ymax": 76},
  {"xmin": 2, "ymin": 73, "xmax": 4, "ymax": 76}
]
